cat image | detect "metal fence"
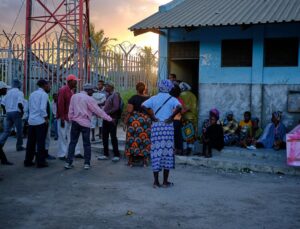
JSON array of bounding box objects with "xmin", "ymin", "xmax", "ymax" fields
[{"xmin": 0, "ymin": 34, "xmax": 158, "ymax": 96}]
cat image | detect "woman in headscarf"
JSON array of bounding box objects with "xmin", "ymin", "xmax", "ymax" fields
[
  {"xmin": 202, "ymin": 109, "xmax": 224, "ymax": 158},
  {"xmin": 221, "ymin": 111, "xmax": 239, "ymax": 146},
  {"xmin": 124, "ymin": 82, "xmax": 151, "ymax": 167},
  {"xmin": 256, "ymin": 111, "xmax": 286, "ymax": 150},
  {"xmin": 142, "ymin": 79, "xmax": 182, "ymax": 188},
  {"xmin": 179, "ymin": 82, "xmax": 198, "ymax": 155},
  {"xmin": 202, "ymin": 108, "xmax": 220, "ymax": 135}
]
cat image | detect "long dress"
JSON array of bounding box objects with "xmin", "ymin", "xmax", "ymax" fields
[
  {"xmin": 258, "ymin": 122, "xmax": 286, "ymax": 148},
  {"xmin": 142, "ymin": 93, "xmax": 181, "ymax": 172},
  {"xmin": 125, "ymin": 95, "xmax": 151, "ymax": 158},
  {"xmin": 179, "ymin": 91, "xmax": 198, "ymax": 144}
]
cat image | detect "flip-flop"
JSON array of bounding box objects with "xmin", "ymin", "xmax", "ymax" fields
[{"xmin": 162, "ymin": 182, "xmax": 174, "ymax": 188}]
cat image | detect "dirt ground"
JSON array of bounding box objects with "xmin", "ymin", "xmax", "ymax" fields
[{"xmin": 0, "ymin": 137, "xmax": 300, "ymax": 229}]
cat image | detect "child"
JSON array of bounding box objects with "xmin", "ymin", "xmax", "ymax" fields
[
  {"xmin": 238, "ymin": 111, "xmax": 252, "ymax": 148},
  {"xmin": 51, "ymin": 93, "xmax": 58, "ymax": 140}
]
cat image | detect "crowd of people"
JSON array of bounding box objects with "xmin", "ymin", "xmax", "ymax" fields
[{"xmin": 0, "ymin": 73, "xmax": 291, "ymax": 188}]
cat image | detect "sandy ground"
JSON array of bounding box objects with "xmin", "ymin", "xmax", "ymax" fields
[{"xmin": 0, "ymin": 136, "xmax": 300, "ymax": 229}]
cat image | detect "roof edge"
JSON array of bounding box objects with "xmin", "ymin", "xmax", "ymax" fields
[{"xmin": 159, "ymin": 0, "xmax": 186, "ymax": 12}]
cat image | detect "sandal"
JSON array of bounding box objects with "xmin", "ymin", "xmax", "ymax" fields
[{"xmin": 162, "ymin": 182, "xmax": 174, "ymax": 188}]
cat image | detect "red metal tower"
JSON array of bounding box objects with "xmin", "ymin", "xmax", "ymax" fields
[{"xmin": 24, "ymin": 0, "xmax": 90, "ymax": 94}]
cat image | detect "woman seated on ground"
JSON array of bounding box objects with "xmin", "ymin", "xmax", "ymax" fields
[
  {"xmin": 246, "ymin": 117, "xmax": 263, "ymax": 149},
  {"xmin": 202, "ymin": 109, "xmax": 224, "ymax": 158},
  {"xmin": 238, "ymin": 111, "xmax": 253, "ymax": 148},
  {"xmin": 202, "ymin": 108, "xmax": 220, "ymax": 135},
  {"xmin": 256, "ymin": 111, "xmax": 286, "ymax": 150},
  {"xmin": 222, "ymin": 111, "xmax": 239, "ymax": 146},
  {"xmin": 124, "ymin": 82, "xmax": 151, "ymax": 167}
]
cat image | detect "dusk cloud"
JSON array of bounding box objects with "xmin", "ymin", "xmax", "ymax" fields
[{"xmin": 0, "ymin": 0, "xmax": 171, "ymax": 49}]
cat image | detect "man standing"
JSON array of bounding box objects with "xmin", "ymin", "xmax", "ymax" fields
[
  {"xmin": 0, "ymin": 81, "xmax": 13, "ymax": 165},
  {"xmin": 0, "ymin": 79, "xmax": 25, "ymax": 155},
  {"xmin": 91, "ymin": 80, "xmax": 106, "ymax": 141},
  {"xmin": 24, "ymin": 79, "xmax": 50, "ymax": 168},
  {"xmin": 98, "ymin": 81, "xmax": 121, "ymax": 162},
  {"xmin": 57, "ymin": 74, "xmax": 82, "ymax": 160},
  {"xmin": 65, "ymin": 84, "xmax": 112, "ymax": 170}
]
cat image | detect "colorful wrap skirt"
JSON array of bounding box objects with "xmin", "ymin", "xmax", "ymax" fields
[
  {"xmin": 150, "ymin": 122, "xmax": 175, "ymax": 172},
  {"xmin": 125, "ymin": 112, "xmax": 151, "ymax": 157}
]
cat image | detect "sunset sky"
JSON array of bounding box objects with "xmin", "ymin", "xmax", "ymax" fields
[{"xmin": 0, "ymin": 0, "xmax": 172, "ymax": 51}]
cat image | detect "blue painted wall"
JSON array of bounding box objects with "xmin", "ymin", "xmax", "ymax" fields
[
  {"xmin": 164, "ymin": 23, "xmax": 300, "ymax": 85},
  {"xmin": 158, "ymin": 23, "xmax": 300, "ymax": 129}
]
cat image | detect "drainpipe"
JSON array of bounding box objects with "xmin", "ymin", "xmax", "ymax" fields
[{"xmin": 260, "ymin": 25, "xmax": 265, "ymax": 125}]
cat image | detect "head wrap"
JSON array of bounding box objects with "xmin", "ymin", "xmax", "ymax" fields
[
  {"xmin": 251, "ymin": 116, "xmax": 259, "ymax": 123},
  {"xmin": 179, "ymin": 82, "xmax": 191, "ymax": 92},
  {"xmin": 158, "ymin": 79, "xmax": 174, "ymax": 93},
  {"xmin": 272, "ymin": 111, "xmax": 282, "ymax": 121},
  {"xmin": 209, "ymin": 108, "xmax": 220, "ymax": 120}
]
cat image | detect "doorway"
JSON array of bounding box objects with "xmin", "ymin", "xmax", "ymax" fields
[{"xmin": 168, "ymin": 42, "xmax": 199, "ymax": 96}]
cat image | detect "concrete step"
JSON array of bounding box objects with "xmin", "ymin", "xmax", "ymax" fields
[
  {"xmin": 219, "ymin": 147, "xmax": 286, "ymax": 161},
  {"xmin": 176, "ymin": 155, "xmax": 300, "ymax": 176},
  {"xmin": 92, "ymin": 143, "xmax": 285, "ymax": 161},
  {"xmin": 91, "ymin": 142, "xmax": 300, "ymax": 176}
]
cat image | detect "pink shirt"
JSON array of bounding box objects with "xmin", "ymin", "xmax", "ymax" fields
[{"xmin": 68, "ymin": 91, "xmax": 112, "ymax": 128}]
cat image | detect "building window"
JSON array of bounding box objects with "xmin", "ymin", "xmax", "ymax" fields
[
  {"xmin": 221, "ymin": 39, "xmax": 253, "ymax": 67},
  {"xmin": 264, "ymin": 38, "xmax": 299, "ymax": 67}
]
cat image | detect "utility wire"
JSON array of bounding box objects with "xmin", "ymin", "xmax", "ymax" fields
[{"xmin": 9, "ymin": 0, "xmax": 26, "ymax": 35}]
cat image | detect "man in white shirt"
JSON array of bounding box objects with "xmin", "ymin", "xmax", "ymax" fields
[
  {"xmin": 0, "ymin": 79, "xmax": 25, "ymax": 154},
  {"xmin": 0, "ymin": 81, "xmax": 13, "ymax": 165},
  {"xmin": 24, "ymin": 79, "xmax": 50, "ymax": 168}
]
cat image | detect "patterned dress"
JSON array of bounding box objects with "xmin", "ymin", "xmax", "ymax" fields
[
  {"xmin": 150, "ymin": 122, "xmax": 175, "ymax": 172},
  {"xmin": 142, "ymin": 92, "xmax": 181, "ymax": 172},
  {"xmin": 125, "ymin": 95, "xmax": 151, "ymax": 157}
]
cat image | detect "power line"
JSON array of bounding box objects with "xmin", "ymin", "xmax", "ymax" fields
[{"xmin": 9, "ymin": 0, "xmax": 26, "ymax": 35}]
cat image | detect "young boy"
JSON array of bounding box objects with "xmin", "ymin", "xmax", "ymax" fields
[{"xmin": 238, "ymin": 111, "xmax": 252, "ymax": 148}]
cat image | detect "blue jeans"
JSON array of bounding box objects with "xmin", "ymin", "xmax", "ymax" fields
[
  {"xmin": 0, "ymin": 111, "xmax": 23, "ymax": 149},
  {"xmin": 67, "ymin": 121, "xmax": 91, "ymax": 165}
]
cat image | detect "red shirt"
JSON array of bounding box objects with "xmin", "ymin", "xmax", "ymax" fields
[{"xmin": 57, "ymin": 85, "xmax": 73, "ymax": 121}]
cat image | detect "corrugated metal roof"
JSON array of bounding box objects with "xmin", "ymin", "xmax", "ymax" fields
[{"xmin": 130, "ymin": 0, "xmax": 300, "ymax": 33}]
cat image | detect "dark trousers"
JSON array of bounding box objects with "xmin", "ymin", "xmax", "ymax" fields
[
  {"xmin": 102, "ymin": 120, "xmax": 119, "ymax": 157},
  {"xmin": 173, "ymin": 120, "xmax": 183, "ymax": 150},
  {"xmin": 0, "ymin": 111, "xmax": 23, "ymax": 149},
  {"xmin": 25, "ymin": 123, "xmax": 47, "ymax": 166},
  {"xmin": 67, "ymin": 121, "xmax": 91, "ymax": 165},
  {"xmin": 0, "ymin": 147, "xmax": 8, "ymax": 163}
]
